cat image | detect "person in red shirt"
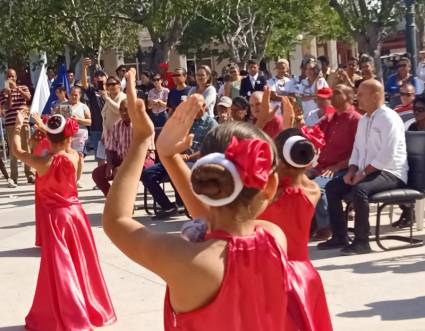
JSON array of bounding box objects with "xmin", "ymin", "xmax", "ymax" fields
[
  {"xmin": 250, "ymin": 88, "xmax": 294, "ymax": 139},
  {"xmin": 316, "ymin": 87, "xmax": 336, "ymax": 118},
  {"xmin": 393, "ymin": 83, "xmax": 415, "ymax": 123},
  {"xmin": 159, "ymin": 62, "xmax": 176, "ymax": 90},
  {"xmin": 308, "ymin": 84, "xmax": 361, "ymax": 240}
]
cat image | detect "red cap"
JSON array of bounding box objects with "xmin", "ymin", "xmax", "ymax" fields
[
  {"xmin": 159, "ymin": 63, "xmax": 169, "ymax": 69},
  {"xmin": 316, "ymin": 87, "xmax": 333, "ymax": 99}
]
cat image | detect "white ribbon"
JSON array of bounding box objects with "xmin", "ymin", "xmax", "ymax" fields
[
  {"xmin": 191, "ymin": 152, "xmax": 244, "ymax": 207},
  {"xmin": 282, "ymin": 135, "xmax": 317, "ymax": 168},
  {"xmin": 46, "ymin": 114, "xmax": 66, "ymax": 134}
]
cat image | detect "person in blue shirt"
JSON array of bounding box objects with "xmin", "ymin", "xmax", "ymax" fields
[
  {"xmin": 385, "ymin": 57, "xmax": 422, "ymax": 108},
  {"xmin": 167, "ymin": 67, "xmax": 191, "ymax": 116}
]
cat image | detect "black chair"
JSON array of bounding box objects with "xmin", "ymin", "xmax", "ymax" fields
[{"xmin": 367, "ymin": 131, "xmax": 425, "ymax": 251}]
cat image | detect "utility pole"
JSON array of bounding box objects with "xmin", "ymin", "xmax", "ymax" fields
[{"xmin": 405, "ymin": 0, "xmax": 418, "ymax": 75}]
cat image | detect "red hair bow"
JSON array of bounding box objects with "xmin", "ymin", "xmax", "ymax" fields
[
  {"xmin": 301, "ymin": 125, "xmax": 326, "ymax": 150},
  {"xmin": 224, "ymin": 137, "xmax": 273, "ymax": 190},
  {"xmin": 63, "ymin": 118, "xmax": 79, "ymax": 138},
  {"xmin": 41, "ymin": 115, "xmax": 49, "ymax": 124}
]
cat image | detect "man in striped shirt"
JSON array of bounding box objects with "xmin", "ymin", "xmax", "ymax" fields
[
  {"xmin": 0, "ymin": 68, "xmax": 34, "ymax": 186},
  {"xmin": 92, "ymin": 99, "xmax": 155, "ymax": 196}
]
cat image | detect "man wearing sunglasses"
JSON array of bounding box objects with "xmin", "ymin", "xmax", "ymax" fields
[
  {"xmin": 167, "ymin": 67, "xmax": 191, "ymax": 116},
  {"xmin": 393, "ymin": 83, "xmax": 416, "ymax": 124}
]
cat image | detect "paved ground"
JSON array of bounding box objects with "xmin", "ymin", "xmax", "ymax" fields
[{"xmin": 0, "ymin": 159, "xmax": 424, "ymax": 331}]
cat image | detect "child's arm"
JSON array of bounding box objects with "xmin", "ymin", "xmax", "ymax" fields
[
  {"xmin": 103, "ymin": 70, "xmax": 207, "ymax": 281},
  {"xmin": 156, "ymin": 95, "xmax": 210, "ymax": 219}
]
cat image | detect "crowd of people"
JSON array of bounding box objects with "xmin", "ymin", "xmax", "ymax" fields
[{"xmin": 0, "ymin": 51, "xmax": 425, "ymax": 330}]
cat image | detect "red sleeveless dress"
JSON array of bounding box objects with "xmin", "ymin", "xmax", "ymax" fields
[
  {"xmin": 33, "ymin": 138, "xmax": 51, "ymax": 247},
  {"xmin": 260, "ymin": 179, "xmax": 333, "ymax": 331},
  {"xmin": 163, "ymin": 228, "xmax": 289, "ymax": 331},
  {"xmin": 25, "ymin": 154, "xmax": 116, "ymax": 331}
]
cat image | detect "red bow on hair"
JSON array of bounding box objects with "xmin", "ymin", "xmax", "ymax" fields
[
  {"xmin": 301, "ymin": 125, "xmax": 326, "ymax": 150},
  {"xmin": 41, "ymin": 115, "xmax": 49, "ymax": 124},
  {"xmin": 63, "ymin": 118, "xmax": 79, "ymax": 138},
  {"xmin": 224, "ymin": 137, "xmax": 273, "ymax": 190}
]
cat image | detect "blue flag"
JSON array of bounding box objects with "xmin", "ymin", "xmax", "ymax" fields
[{"xmin": 42, "ymin": 64, "xmax": 71, "ymax": 115}]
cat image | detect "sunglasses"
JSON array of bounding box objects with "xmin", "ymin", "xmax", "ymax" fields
[
  {"xmin": 400, "ymin": 92, "xmax": 414, "ymax": 96},
  {"xmin": 172, "ymin": 74, "xmax": 183, "ymax": 77},
  {"xmin": 153, "ymin": 77, "xmax": 162, "ymax": 81},
  {"xmin": 414, "ymin": 106, "xmax": 425, "ymax": 113}
]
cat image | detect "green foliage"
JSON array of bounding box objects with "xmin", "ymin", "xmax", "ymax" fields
[
  {"xmin": 178, "ymin": 0, "xmax": 351, "ymax": 65},
  {"xmin": 0, "ymin": 0, "xmax": 140, "ymax": 68}
]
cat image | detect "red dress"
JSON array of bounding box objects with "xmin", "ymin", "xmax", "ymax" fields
[
  {"xmin": 25, "ymin": 154, "xmax": 116, "ymax": 331},
  {"xmin": 260, "ymin": 180, "xmax": 333, "ymax": 331},
  {"xmin": 164, "ymin": 228, "xmax": 289, "ymax": 331},
  {"xmin": 33, "ymin": 138, "xmax": 51, "ymax": 247}
]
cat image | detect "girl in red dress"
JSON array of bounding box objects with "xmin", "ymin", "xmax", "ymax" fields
[
  {"xmin": 260, "ymin": 126, "xmax": 333, "ymax": 331},
  {"xmin": 29, "ymin": 113, "xmax": 51, "ymax": 247},
  {"xmin": 103, "ymin": 69, "xmax": 290, "ymax": 331},
  {"xmin": 11, "ymin": 112, "xmax": 116, "ymax": 330}
]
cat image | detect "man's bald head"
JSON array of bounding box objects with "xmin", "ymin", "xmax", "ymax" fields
[
  {"xmin": 249, "ymin": 91, "xmax": 264, "ymax": 119},
  {"xmin": 357, "ymin": 79, "xmax": 385, "ymax": 114}
]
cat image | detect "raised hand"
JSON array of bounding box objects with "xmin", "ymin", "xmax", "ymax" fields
[
  {"xmin": 83, "ymin": 57, "xmax": 92, "ymax": 68},
  {"xmin": 156, "ymin": 94, "xmax": 204, "ymax": 158},
  {"xmin": 257, "ymin": 86, "xmax": 277, "ymax": 124},
  {"xmin": 281, "ymin": 96, "xmax": 295, "ymax": 129}
]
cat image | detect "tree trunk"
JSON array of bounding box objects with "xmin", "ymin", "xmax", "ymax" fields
[
  {"xmin": 356, "ymin": 30, "xmax": 384, "ymax": 81},
  {"xmin": 145, "ymin": 40, "xmax": 172, "ymax": 72}
]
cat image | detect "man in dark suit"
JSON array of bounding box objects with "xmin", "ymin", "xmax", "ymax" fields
[{"xmin": 240, "ymin": 59, "xmax": 267, "ymax": 99}]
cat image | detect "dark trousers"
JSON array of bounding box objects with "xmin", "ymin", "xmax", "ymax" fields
[
  {"xmin": 325, "ymin": 171, "xmax": 405, "ymax": 243},
  {"xmin": 141, "ymin": 162, "xmax": 193, "ymax": 210},
  {"xmin": 92, "ymin": 164, "xmax": 146, "ymax": 197},
  {"xmin": 149, "ymin": 111, "xmax": 168, "ymax": 128}
]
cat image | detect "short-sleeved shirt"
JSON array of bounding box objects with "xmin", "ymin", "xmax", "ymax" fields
[
  {"xmin": 83, "ymin": 85, "xmax": 105, "ymax": 132},
  {"xmin": 188, "ymin": 113, "xmax": 218, "ymax": 154},
  {"xmin": 148, "ymin": 87, "xmax": 170, "ymax": 114},
  {"xmin": 0, "ymin": 85, "xmax": 31, "ymax": 127},
  {"xmin": 58, "ymin": 101, "xmax": 90, "ymax": 130},
  {"xmin": 167, "ymin": 86, "xmax": 191, "ymax": 111}
]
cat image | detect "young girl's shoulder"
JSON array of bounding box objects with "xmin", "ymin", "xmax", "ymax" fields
[{"xmin": 302, "ymin": 175, "xmax": 320, "ymax": 205}]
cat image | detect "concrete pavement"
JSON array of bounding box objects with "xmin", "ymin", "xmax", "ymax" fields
[{"xmin": 0, "ymin": 159, "xmax": 424, "ymax": 331}]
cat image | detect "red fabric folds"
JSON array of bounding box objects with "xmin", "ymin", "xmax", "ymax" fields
[{"xmin": 224, "ymin": 136, "xmax": 272, "ymax": 190}]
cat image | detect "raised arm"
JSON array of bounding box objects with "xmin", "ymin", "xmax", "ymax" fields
[
  {"xmin": 156, "ymin": 95, "xmax": 210, "ymax": 219},
  {"xmin": 255, "ymin": 86, "xmax": 277, "ymax": 130},
  {"xmin": 12, "ymin": 112, "xmax": 49, "ymax": 174},
  {"xmin": 102, "ymin": 69, "xmax": 190, "ymax": 280},
  {"xmin": 81, "ymin": 58, "xmax": 91, "ymax": 90}
]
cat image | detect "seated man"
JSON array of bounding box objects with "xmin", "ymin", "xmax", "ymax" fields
[
  {"xmin": 308, "ymin": 85, "xmax": 361, "ymax": 240},
  {"xmin": 92, "ymin": 99, "xmax": 154, "ymax": 196},
  {"xmin": 393, "ymin": 83, "xmax": 415, "ymax": 124},
  {"xmin": 142, "ymin": 99, "xmax": 218, "ymax": 219},
  {"xmin": 250, "ymin": 89, "xmax": 295, "ymax": 138},
  {"xmin": 318, "ymin": 80, "xmax": 408, "ymax": 255}
]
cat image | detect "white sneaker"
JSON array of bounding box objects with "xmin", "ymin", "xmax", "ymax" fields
[
  {"xmin": 7, "ymin": 178, "xmax": 17, "ymax": 188},
  {"xmin": 77, "ymin": 181, "xmax": 83, "ymax": 189}
]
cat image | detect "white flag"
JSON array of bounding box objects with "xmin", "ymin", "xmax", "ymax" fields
[{"xmin": 30, "ymin": 63, "xmax": 50, "ymax": 114}]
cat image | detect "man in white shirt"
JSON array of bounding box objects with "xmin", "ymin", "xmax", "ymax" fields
[
  {"xmin": 267, "ymin": 58, "xmax": 291, "ymax": 115},
  {"xmin": 318, "ymin": 80, "xmax": 408, "ymax": 255}
]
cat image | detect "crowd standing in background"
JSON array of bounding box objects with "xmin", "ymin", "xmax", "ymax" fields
[{"xmin": 1, "ymin": 50, "xmax": 425, "ymax": 330}]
